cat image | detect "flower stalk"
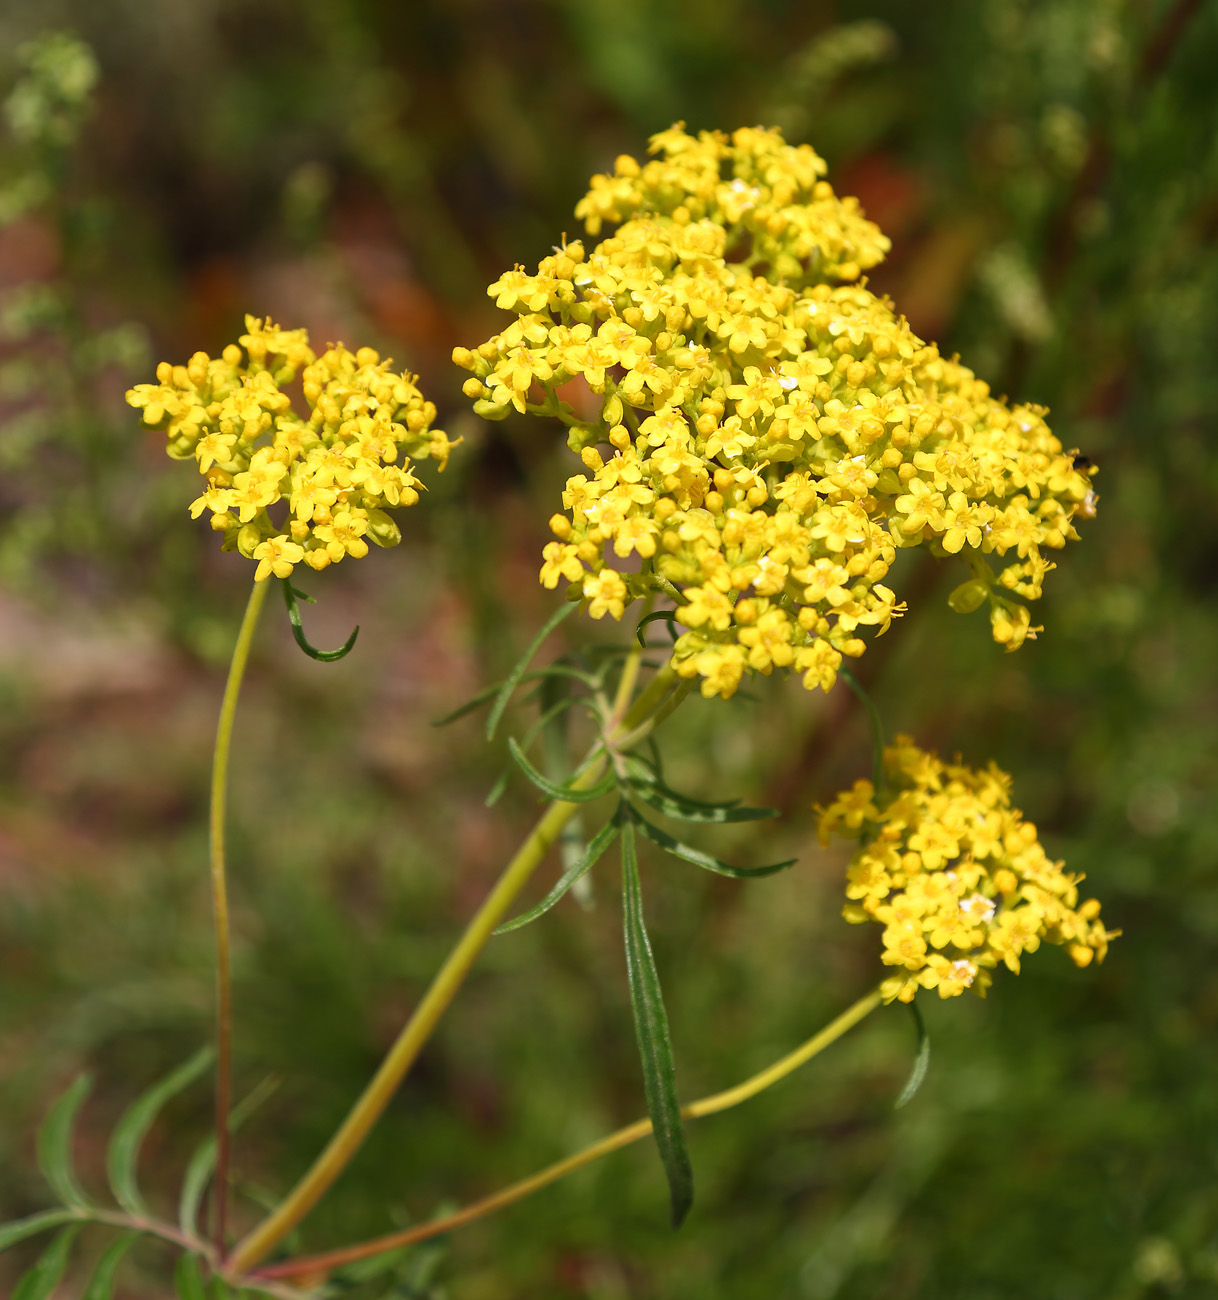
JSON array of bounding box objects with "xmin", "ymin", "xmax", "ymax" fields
[
  {"xmin": 209, "ymin": 577, "xmax": 270, "ymax": 1255},
  {"xmin": 226, "ymin": 661, "xmax": 682, "ymax": 1277},
  {"xmin": 252, "ymin": 987, "xmax": 884, "ymax": 1282}
]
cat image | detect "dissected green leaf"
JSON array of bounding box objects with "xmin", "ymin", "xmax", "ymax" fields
[
  {"xmin": 495, "ymin": 811, "xmax": 622, "ymax": 933},
  {"xmin": 486, "ymin": 598, "xmax": 578, "ymax": 739},
  {"xmin": 13, "ymin": 1224, "xmax": 80, "ymax": 1300},
  {"xmin": 280, "ymin": 577, "xmax": 359, "ymax": 662},
  {"xmin": 36, "ymin": 1073, "xmax": 92, "ymax": 1207},
  {"xmin": 179, "ymin": 1075, "xmax": 280, "ymax": 1238},
  {"xmin": 632, "ymin": 809, "xmax": 796, "ymax": 878},
  {"xmin": 507, "ymin": 738, "xmax": 617, "ymax": 803},
  {"xmin": 174, "ymin": 1252, "xmax": 208, "ymax": 1300},
  {"xmin": 623, "ymin": 754, "xmax": 778, "ymax": 823},
  {"xmin": 620, "ymin": 821, "xmax": 693, "ymax": 1228},
  {"xmin": 82, "ymin": 1230, "xmax": 140, "ymax": 1300},
  {"xmin": 626, "ymin": 775, "xmax": 778, "ymax": 824},
  {"xmin": 107, "ymin": 1047, "xmax": 213, "ymax": 1215},
  {"xmin": 0, "ymin": 1210, "xmax": 78, "ymax": 1254},
  {"xmin": 895, "ymin": 1001, "xmax": 931, "ymax": 1109}
]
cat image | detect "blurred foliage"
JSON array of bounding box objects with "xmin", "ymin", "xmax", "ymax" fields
[{"xmin": 1, "ymin": 0, "xmax": 1216, "ymax": 1296}]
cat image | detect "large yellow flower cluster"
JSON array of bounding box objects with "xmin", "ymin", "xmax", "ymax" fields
[
  {"xmin": 127, "ymin": 316, "xmax": 452, "ymax": 582},
  {"xmin": 455, "ymin": 125, "xmax": 1096, "ymax": 700},
  {"xmin": 819, "ymin": 737, "xmax": 1114, "ymax": 1004}
]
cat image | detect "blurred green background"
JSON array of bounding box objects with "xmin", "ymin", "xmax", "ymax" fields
[{"xmin": 1, "ymin": 0, "xmax": 1216, "ymax": 1295}]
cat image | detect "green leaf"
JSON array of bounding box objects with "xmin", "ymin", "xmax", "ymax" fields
[
  {"xmin": 507, "ymin": 739, "xmax": 617, "ymax": 804},
  {"xmin": 486, "ymin": 599, "xmax": 578, "ymax": 739},
  {"xmin": 107, "ymin": 1047, "xmax": 213, "ymax": 1215},
  {"xmin": 82, "ymin": 1231, "xmax": 140, "ymax": 1300},
  {"xmin": 13, "ymin": 1224, "xmax": 80, "ymax": 1300},
  {"xmin": 894, "ymin": 1001, "xmax": 931, "ymax": 1109},
  {"xmin": 180, "ymin": 1074, "xmax": 280, "ymax": 1238},
  {"xmin": 621, "ymin": 774, "xmax": 774, "ymax": 826},
  {"xmin": 635, "ymin": 609, "xmax": 680, "ymax": 645},
  {"xmin": 624, "ymin": 764, "xmax": 778, "ymax": 824},
  {"xmin": 0, "ymin": 1210, "xmax": 78, "ymax": 1254},
  {"xmin": 495, "ymin": 812, "xmax": 621, "ymax": 933},
  {"xmin": 280, "ymin": 577, "xmax": 359, "ymax": 662},
  {"xmin": 620, "ymin": 822, "xmax": 693, "ymax": 1228},
  {"xmin": 36, "ymin": 1073, "xmax": 92, "ymax": 1207},
  {"xmin": 632, "ymin": 809, "xmax": 796, "ymax": 878},
  {"xmin": 175, "ymin": 1252, "xmax": 208, "ymax": 1300}
]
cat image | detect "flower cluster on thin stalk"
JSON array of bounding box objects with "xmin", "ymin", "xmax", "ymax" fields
[
  {"xmin": 818, "ymin": 736, "xmax": 1116, "ymax": 1004},
  {"xmin": 126, "ymin": 315, "xmax": 454, "ymax": 582},
  {"xmin": 455, "ymin": 124, "xmax": 1098, "ymax": 700}
]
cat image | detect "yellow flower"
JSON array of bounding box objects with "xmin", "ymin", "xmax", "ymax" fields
[
  {"xmin": 819, "ymin": 737, "xmax": 1115, "ymax": 1003},
  {"xmin": 128, "ymin": 316, "xmax": 453, "ymax": 578},
  {"xmin": 458, "ymin": 125, "xmax": 1096, "ymax": 700}
]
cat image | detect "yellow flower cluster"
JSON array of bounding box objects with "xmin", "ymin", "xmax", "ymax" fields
[
  {"xmin": 818, "ymin": 737, "xmax": 1114, "ymax": 1003},
  {"xmin": 455, "ymin": 124, "xmax": 1096, "ymax": 700},
  {"xmin": 127, "ymin": 316, "xmax": 452, "ymax": 582}
]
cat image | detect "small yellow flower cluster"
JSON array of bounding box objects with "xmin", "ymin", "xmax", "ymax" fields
[
  {"xmin": 455, "ymin": 125, "xmax": 1096, "ymax": 700},
  {"xmin": 127, "ymin": 316, "xmax": 452, "ymax": 582},
  {"xmin": 818, "ymin": 737, "xmax": 1114, "ymax": 1003}
]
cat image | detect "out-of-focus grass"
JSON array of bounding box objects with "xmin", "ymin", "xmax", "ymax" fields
[{"xmin": 1, "ymin": 1, "xmax": 1217, "ymax": 1295}]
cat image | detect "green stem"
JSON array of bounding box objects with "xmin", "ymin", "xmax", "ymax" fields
[
  {"xmin": 252, "ymin": 987, "xmax": 884, "ymax": 1282},
  {"xmin": 226, "ymin": 664, "xmax": 681, "ymax": 1277},
  {"xmin": 210, "ymin": 578, "xmax": 270, "ymax": 1257}
]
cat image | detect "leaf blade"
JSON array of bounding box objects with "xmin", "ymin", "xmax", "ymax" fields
[
  {"xmin": 894, "ymin": 1001, "xmax": 931, "ymax": 1109},
  {"xmin": 174, "ymin": 1252, "xmax": 208, "ymax": 1300},
  {"xmin": 495, "ymin": 813, "xmax": 621, "ymax": 934},
  {"xmin": 82, "ymin": 1230, "xmax": 140, "ymax": 1300},
  {"xmin": 280, "ymin": 578, "xmax": 359, "ymax": 662},
  {"xmin": 0, "ymin": 1210, "xmax": 79, "ymax": 1254},
  {"xmin": 486, "ymin": 599, "xmax": 578, "ymax": 739},
  {"xmin": 107, "ymin": 1047, "xmax": 213, "ymax": 1216},
  {"xmin": 620, "ymin": 821, "xmax": 693, "ymax": 1227},
  {"xmin": 632, "ymin": 811, "xmax": 795, "ymax": 878},
  {"xmin": 506, "ymin": 739, "xmax": 617, "ymax": 804},
  {"xmin": 12, "ymin": 1224, "xmax": 80, "ymax": 1300},
  {"xmin": 36, "ymin": 1073, "xmax": 92, "ymax": 1208}
]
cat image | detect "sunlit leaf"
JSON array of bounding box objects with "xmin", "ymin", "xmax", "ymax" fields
[
  {"xmin": 486, "ymin": 599, "xmax": 578, "ymax": 739},
  {"xmin": 631, "ymin": 809, "xmax": 795, "ymax": 878},
  {"xmin": 625, "ymin": 764, "xmax": 778, "ymax": 824},
  {"xmin": 12, "ymin": 1224, "xmax": 80, "ymax": 1300},
  {"xmin": 36, "ymin": 1073, "xmax": 92, "ymax": 1208},
  {"xmin": 621, "ymin": 821, "xmax": 693, "ymax": 1227},
  {"xmin": 280, "ymin": 578, "xmax": 359, "ymax": 662},
  {"xmin": 82, "ymin": 1230, "xmax": 140, "ymax": 1300},
  {"xmin": 107, "ymin": 1047, "xmax": 213, "ymax": 1215},
  {"xmin": 495, "ymin": 811, "xmax": 622, "ymax": 933}
]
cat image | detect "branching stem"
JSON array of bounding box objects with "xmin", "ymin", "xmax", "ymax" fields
[
  {"xmin": 252, "ymin": 987, "xmax": 884, "ymax": 1282},
  {"xmin": 226, "ymin": 663, "xmax": 682, "ymax": 1277}
]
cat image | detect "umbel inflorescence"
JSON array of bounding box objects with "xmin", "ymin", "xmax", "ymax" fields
[
  {"xmin": 127, "ymin": 317, "xmax": 452, "ymax": 581},
  {"xmin": 819, "ymin": 737, "xmax": 1115, "ymax": 1004},
  {"xmin": 456, "ymin": 125, "xmax": 1097, "ymax": 700}
]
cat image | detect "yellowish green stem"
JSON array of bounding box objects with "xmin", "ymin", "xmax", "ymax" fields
[
  {"xmin": 227, "ymin": 663, "xmax": 681, "ymax": 1276},
  {"xmin": 210, "ymin": 577, "xmax": 270, "ymax": 1256},
  {"xmin": 252, "ymin": 987, "xmax": 884, "ymax": 1282}
]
